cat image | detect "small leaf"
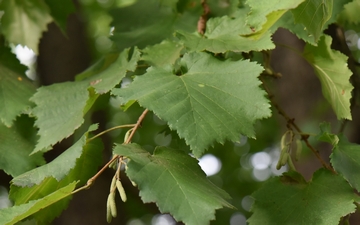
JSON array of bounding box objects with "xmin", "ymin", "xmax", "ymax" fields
[
  {"xmin": 141, "ymin": 40, "xmax": 184, "ymax": 67},
  {"xmin": 292, "ymin": 0, "xmax": 333, "ymax": 42},
  {"xmin": 0, "ymin": 0, "xmax": 53, "ymax": 54},
  {"xmin": 338, "ymin": 0, "xmax": 360, "ymax": 24},
  {"xmin": 113, "ymin": 52, "xmax": 271, "ymax": 157},
  {"xmin": 331, "ymin": 135, "xmax": 360, "ymax": 192},
  {"xmin": 12, "ymin": 124, "xmax": 99, "ymax": 187},
  {"xmin": 248, "ymin": 169, "xmax": 356, "ymax": 225},
  {"xmin": 303, "ymin": 35, "xmax": 353, "ymax": 120},
  {"xmin": 31, "ymin": 81, "xmax": 96, "ymax": 152},
  {"xmin": 0, "ymin": 116, "xmax": 44, "ymax": 177},
  {"xmin": 88, "ymin": 47, "xmax": 140, "ymax": 94},
  {"xmin": 316, "ymin": 122, "xmax": 339, "ymax": 145},
  {"xmin": 0, "ymin": 47, "xmax": 36, "ymax": 127},
  {"xmin": 114, "ymin": 144, "xmax": 233, "ymax": 225},
  {"xmin": 0, "ymin": 182, "xmax": 76, "ymax": 225}
]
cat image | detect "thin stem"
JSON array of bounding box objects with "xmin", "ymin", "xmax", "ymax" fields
[
  {"xmin": 71, "ymin": 156, "xmax": 119, "ymax": 194},
  {"xmin": 261, "ymin": 77, "xmax": 336, "ymax": 173},
  {"xmin": 72, "ymin": 109, "xmax": 149, "ymax": 195},
  {"xmin": 87, "ymin": 124, "xmax": 136, "ymax": 142},
  {"xmin": 124, "ymin": 109, "xmax": 149, "ymax": 144}
]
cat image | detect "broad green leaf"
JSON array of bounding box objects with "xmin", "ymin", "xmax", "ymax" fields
[
  {"xmin": 292, "ymin": 0, "xmax": 333, "ymax": 43},
  {"xmin": 0, "ymin": 116, "xmax": 44, "ymax": 177},
  {"xmin": 176, "ymin": 7, "xmax": 275, "ymax": 53},
  {"xmin": 141, "ymin": 40, "xmax": 184, "ymax": 67},
  {"xmin": 114, "ymin": 144, "xmax": 233, "ymax": 225},
  {"xmin": 248, "ymin": 169, "xmax": 356, "ymax": 225},
  {"xmin": 12, "ymin": 124, "xmax": 99, "ymax": 187},
  {"xmin": 31, "ymin": 81, "xmax": 97, "ymax": 152},
  {"xmin": 338, "ymin": 0, "xmax": 360, "ymax": 24},
  {"xmin": 316, "ymin": 122, "xmax": 339, "ymax": 145},
  {"xmin": 87, "ymin": 48, "xmax": 140, "ymax": 94},
  {"xmin": 44, "ymin": 0, "xmax": 75, "ymax": 32},
  {"xmin": 0, "ymin": 48, "xmax": 36, "ymax": 127},
  {"xmin": 0, "ymin": 182, "xmax": 76, "ymax": 225},
  {"xmin": 0, "ymin": 0, "xmax": 53, "ymax": 54},
  {"xmin": 245, "ymin": 0, "xmax": 304, "ymax": 32},
  {"xmin": 303, "ymin": 35, "xmax": 353, "ymax": 120},
  {"xmin": 113, "ymin": 52, "xmax": 271, "ymax": 157},
  {"xmin": 331, "ymin": 135, "xmax": 360, "ymax": 192}
]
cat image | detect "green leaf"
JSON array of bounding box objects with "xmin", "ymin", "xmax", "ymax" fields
[
  {"xmin": 75, "ymin": 53, "xmax": 119, "ymax": 81},
  {"xmin": 87, "ymin": 47, "xmax": 140, "ymax": 94},
  {"xmin": 44, "ymin": 0, "xmax": 75, "ymax": 32},
  {"xmin": 110, "ymin": 0, "xmax": 185, "ymax": 50},
  {"xmin": 0, "ymin": 182, "xmax": 76, "ymax": 225},
  {"xmin": 338, "ymin": 0, "xmax": 360, "ymax": 24},
  {"xmin": 273, "ymin": 11, "xmax": 317, "ymax": 45},
  {"xmin": 176, "ymin": 7, "xmax": 275, "ymax": 53},
  {"xmin": 316, "ymin": 122, "xmax": 339, "ymax": 145},
  {"xmin": 292, "ymin": 0, "xmax": 333, "ymax": 43},
  {"xmin": 141, "ymin": 40, "xmax": 184, "ymax": 67},
  {"xmin": 113, "ymin": 52, "xmax": 271, "ymax": 157},
  {"xmin": 0, "ymin": 116, "xmax": 44, "ymax": 177},
  {"xmin": 31, "ymin": 81, "xmax": 96, "ymax": 152},
  {"xmin": 10, "ymin": 124, "xmax": 102, "ymax": 224},
  {"xmin": 0, "ymin": 49, "xmax": 36, "ymax": 127},
  {"xmin": 12, "ymin": 124, "xmax": 99, "ymax": 187},
  {"xmin": 114, "ymin": 144, "xmax": 233, "ymax": 225},
  {"xmin": 245, "ymin": 0, "xmax": 305, "ymax": 32},
  {"xmin": 0, "ymin": 0, "xmax": 53, "ymax": 54},
  {"xmin": 273, "ymin": 0, "xmax": 349, "ymax": 45},
  {"xmin": 331, "ymin": 135, "xmax": 360, "ymax": 192},
  {"xmin": 248, "ymin": 169, "xmax": 356, "ymax": 225},
  {"xmin": 303, "ymin": 35, "xmax": 353, "ymax": 120}
]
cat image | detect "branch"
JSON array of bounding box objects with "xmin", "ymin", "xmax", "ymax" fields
[{"xmin": 260, "ymin": 77, "xmax": 335, "ymax": 173}]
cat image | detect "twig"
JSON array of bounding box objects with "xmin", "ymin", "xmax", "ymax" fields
[
  {"xmin": 124, "ymin": 109, "xmax": 149, "ymax": 144},
  {"xmin": 197, "ymin": 0, "xmax": 210, "ymax": 35},
  {"xmin": 72, "ymin": 109, "xmax": 150, "ymax": 194},
  {"xmin": 71, "ymin": 156, "xmax": 119, "ymax": 194},
  {"xmin": 260, "ymin": 77, "xmax": 336, "ymax": 173},
  {"xmin": 87, "ymin": 124, "xmax": 136, "ymax": 142}
]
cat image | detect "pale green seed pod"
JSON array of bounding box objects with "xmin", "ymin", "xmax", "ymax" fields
[
  {"xmin": 110, "ymin": 176, "xmax": 116, "ymax": 192},
  {"xmin": 108, "ymin": 192, "xmax": 117, "ymax": 218},
  {"xmin": 276, "ymin": 150, "xmax": 289, "ymax": 170},
  {"xmin": 106, "ymin": 202, "xmax": 112, "ymax": 223},
  {"xmin": 116, "ymin": 180, "xmax": 127, "ymax": 202}
]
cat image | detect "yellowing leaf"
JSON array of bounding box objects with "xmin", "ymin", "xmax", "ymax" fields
[{"xmin": 303, "ymin": 35, "xmax": 353, "ymax": 120}]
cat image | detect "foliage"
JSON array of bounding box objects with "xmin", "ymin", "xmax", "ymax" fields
[{"xmin": 1, "ymin": 0, "xmax": 360, "ymax": 224}]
